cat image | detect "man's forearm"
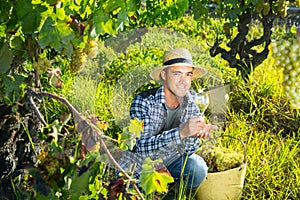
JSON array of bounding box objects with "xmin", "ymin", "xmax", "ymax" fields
[{"xmin": 132, "ymin": 128, "xmax": 182, "ymax": 155}]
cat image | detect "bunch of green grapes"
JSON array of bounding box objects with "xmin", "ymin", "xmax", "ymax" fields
[
  {"xmin": 70, "ymin": 47, "xmax": 87, "ymax": 73},
  {"xmin": 32, "ymin": 57, "xmax": 51, "ymax": 74},
  {"xmin": 199, "ymin": 146, "xmax": 215, "ymax": 172},
  {"xmin": 199, "ymin": 145, "xmax": 244, "ymax": 172},
  {"xmin": 271, "ymin": 40, "xmax": 300, "ymax": 109},
  {"xmin": 214, "ymin": 148, "xmax": 244, "ymax": 171},
  {"xmin": 85, "ymin": 38, "xmax": 99, "ymax": 59},
  {"xmin": 36, "ymin": 152, "xmax": 70, "ymax": 185}
]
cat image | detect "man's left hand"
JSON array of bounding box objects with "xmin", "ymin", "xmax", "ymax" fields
[{"xmin": 196, "ymin": 124, "xmax": 218, "ymax": 139}]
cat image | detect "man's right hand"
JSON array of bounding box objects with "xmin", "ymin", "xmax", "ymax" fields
[{"xmin": 179, "ymin": 116, "xmax": 217, "ymax": 139}]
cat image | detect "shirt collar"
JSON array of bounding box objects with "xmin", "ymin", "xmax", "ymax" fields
[{"xmin": 154, "ymin": 85, "xmax": 166, "ymax": 104}]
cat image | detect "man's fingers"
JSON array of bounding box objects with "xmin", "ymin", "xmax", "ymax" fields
[
  {"xmin": 188, "ymin": 117, "xmax": 217, "ymax": 138},
  {"xmin": 197, "ymin": 131, "xmax": 210, "ymax": 139},
  {"xmin": 209, "ymin": 124, "xmax": 218, "ymax": 130},
  {"xmin": 196, "ymin": 124, "xmax": 217, "ymax": 138}
]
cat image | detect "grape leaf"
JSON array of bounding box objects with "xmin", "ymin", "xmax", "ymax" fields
[
  {"xmin": 44, "ymin": 0, "xmax": 58, "ymax": 5},
  {"xmin": 128, "ymin": 118, "xmax": 143, "ymax": 138},
  {"xmin": 10, "ymin": 34, "xmax": 26, "ymax": 56},
  {"xmin": 55, "ymin": 7, "xmax": 66, "ymax": 20},
  {"xmin": 117, "ymin": 10, "xmax": 129, "ymax": 31},
  {"xmin": 118, "ymin": 127, "xmax": 136, "ymax": 150},
  {"xmin": 92, "ymin": 10, "xmax": 117, "ymax": 35},
  {"xmin": 16, "ymin": 0, "xmax": 47, "ymax": 34},
  {"xmin": 127, "ymin": 0, "xmax": 140, "ymax": 12},
  {"xmin": 118, "ymin": 118, "xmax": 143, "ymax": 150},
  {"xmin": 103, "ymin": 19, "xmax": 116, "ymax": 35},
  {"xmin": 38, "ymin": 17, "xmax": 75, "ymax": 52},
  {"xmin": 77, "ymin": 0, "xmax": 93, "ymax": 19},
  {"xmin": 69, "ymin": 170, "xmax": 90, "ymax": 200},
  {"xmin": 0, "ymin": 43, "xmax": 13, "ymax": 73},
  {"xmin": 102, "ymin": 0, "xmax": 125, "ymax": 12},
  {"xmin": 139, "ymin": 158, "xmax": 174, "ymax": 195},
  {"xmin": 1, "ymin": 74, "xmax": 27, "ymax": 105}
]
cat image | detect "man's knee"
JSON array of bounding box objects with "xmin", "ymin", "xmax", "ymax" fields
[{"xmin": 185, "ymin": 154, "xmax": 208, "ymax": 189}]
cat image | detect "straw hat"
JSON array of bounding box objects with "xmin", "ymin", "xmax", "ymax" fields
[{"xmin": 150, "ymin": 48, "xmax": 207, "ymax": 81}]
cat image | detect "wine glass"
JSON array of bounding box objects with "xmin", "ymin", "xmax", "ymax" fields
[{"xmin": 194, "ymin": 89, "xmax": 210, "ymax": 116}]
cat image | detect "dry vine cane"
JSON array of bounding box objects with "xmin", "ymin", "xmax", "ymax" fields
[{"xmin": 27, "ymin": 88, "xmax": 145, "ymax": 200}]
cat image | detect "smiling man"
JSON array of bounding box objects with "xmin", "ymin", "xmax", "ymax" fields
[{"xmin": 119, "ymin": 48, "xmax": 217, "ymax": 196}]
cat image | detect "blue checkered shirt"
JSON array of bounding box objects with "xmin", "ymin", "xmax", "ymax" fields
[{"xmin": 119, "ymin": 85, "xmax": 202, "ymax": 176}]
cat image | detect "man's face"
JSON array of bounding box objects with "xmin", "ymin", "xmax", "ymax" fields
[{"xmin": 161, "ymin": 66, "xmax": 193, "ymax": 99}]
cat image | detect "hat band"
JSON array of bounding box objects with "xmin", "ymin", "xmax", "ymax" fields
[{"xmin": 163, "ymin": 58, "xmax": 193, "ymax": 66}]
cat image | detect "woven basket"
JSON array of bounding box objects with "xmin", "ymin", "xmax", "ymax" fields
[{"xmin": 195, "ymin": 135, "xmax": 247, "ymax": 200}]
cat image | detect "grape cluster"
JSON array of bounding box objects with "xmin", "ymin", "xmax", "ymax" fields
[
  {"xmin": 32, "ymin": 57, "xmax": 51, "ymax": 74},
  {"xmin": 36, "ymin": 152, "xmax": 70, "ymax": 185},
  {"xmin": 69, "ymin": 47, "xmax": 87, "ymax": 73},
  {"xmin": 198, "ymin": 145, "xmax": 244, "ymax": 172},
  {"xmin": 85, "ymin": 38, "xmax": 99, "ymax": 59},
  {"xmin": 271, "ymin": 40, "xmax": 300, "ymax": 109}
]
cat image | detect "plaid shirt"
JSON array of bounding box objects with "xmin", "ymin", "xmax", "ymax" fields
[{"xmin": 119, "ymin": 85, "xmax": 202, "ymax": 176}]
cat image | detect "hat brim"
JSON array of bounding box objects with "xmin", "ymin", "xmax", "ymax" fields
[{"xmin": 150, "ymin": 63, "xmax": 207, "ymax": 81}]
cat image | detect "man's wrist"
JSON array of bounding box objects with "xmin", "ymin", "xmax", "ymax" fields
[
  {"xmin": 174, "ymin": 127, "xmax": 184, "ymax": 143},
  {"xmin": 179, "ymin": 126, "xmax": 185, "ymax": 140}
]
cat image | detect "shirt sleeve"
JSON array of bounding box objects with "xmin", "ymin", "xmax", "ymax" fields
[{"xmin": 129, "ymin": 94, "xmax": 182, "ymax": 157}]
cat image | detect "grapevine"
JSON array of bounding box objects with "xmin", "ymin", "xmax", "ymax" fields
[{"xmin": 271, "ymin": 40, "xmax": 300, "ymax": 109}]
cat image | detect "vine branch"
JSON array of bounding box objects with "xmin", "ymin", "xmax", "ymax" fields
[
  {"xmin": 27, "ymin": 88, "xmax": 144, "ymax": 200},
  {"xmin": 28, "ymin": 96, "xmax": 47, "ymax": 126},
  {"xmin": 209, "ymin": 8, "xmax": 275, "ymax": 80}
]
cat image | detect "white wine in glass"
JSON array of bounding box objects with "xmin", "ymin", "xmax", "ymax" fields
[{"xmin": 194, "ymin": 90, "xmax": 210, "ymax": 115}]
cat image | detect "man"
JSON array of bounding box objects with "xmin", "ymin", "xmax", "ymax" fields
[{"xmin": 119, "ymin": 48, "xmax": 217, "ymax": 194}]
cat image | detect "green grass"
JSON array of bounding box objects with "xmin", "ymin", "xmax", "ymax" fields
[
  {"xmin": 217, "ymin": 55, "xmax": 300, "ymax": 199},
  {"xmin": 224, "ymin": 116, "xmax": 299, "ymax": 199}
]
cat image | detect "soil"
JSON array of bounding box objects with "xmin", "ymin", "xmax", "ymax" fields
[{"xmin": 0, "ymin": 101, "xmax": 42, "ymax": 200}]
